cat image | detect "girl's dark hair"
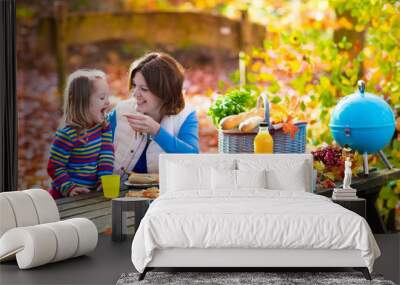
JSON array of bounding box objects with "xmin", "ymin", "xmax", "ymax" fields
[{"xmin": 128, "ymin": 52, "xmax": 185, "ymax": 116}]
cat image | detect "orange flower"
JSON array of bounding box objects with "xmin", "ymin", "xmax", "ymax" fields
[{"xmin": 282, "ymin": 122, "xmax": 299, "ymax": 140}]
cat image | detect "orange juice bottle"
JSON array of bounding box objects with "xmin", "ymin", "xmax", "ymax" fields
[{"xmin": 254, "ymin": 122, "xmax": 274, "ymax": 153}]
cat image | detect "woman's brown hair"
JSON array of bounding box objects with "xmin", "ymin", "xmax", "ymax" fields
[
  {"xmin": 63, "ymin": 69, "xmax": 106, "ymax": 131},
  {"xmin": 128, "ymin": 52, "xmax": 185, "ymax": 116}
]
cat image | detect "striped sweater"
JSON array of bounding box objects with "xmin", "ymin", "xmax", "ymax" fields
[{"xmin": 47, "ymin": 123, "xmax": 114, "ymax": 197}]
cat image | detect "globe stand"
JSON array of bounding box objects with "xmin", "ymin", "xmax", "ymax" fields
[{"xmin": 362, "ymin": 151, "xmax": 393, "ymax": 176}]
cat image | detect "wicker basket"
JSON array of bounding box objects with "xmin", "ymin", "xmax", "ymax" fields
[{"xmin": 218, "ymin": 94, "xmax": 307, "ymax": 153}]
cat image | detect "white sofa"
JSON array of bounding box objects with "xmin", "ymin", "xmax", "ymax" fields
[
  {"xmin": 0, "ymin": 189, "xmax": 98, "ymax": 269},
  {"xmin": 132, "ymin": 154, "xmax": 379, "ymax": 281}
]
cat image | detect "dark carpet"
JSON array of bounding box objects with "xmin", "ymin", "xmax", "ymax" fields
[{"xmin": 117, "ymin": 271, "xmax": 395, "ymax": 285}]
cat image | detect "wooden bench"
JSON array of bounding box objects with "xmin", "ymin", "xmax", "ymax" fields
[{"xmin": 56, "ymin": 190, "xmax": 135, "ymax": 234}]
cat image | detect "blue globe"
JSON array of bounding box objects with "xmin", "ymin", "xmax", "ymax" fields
[{"xmin": 329, "ymin": 83, "xmax": 395, "ymax": 154}]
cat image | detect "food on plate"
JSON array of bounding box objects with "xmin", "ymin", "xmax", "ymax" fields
[
  {"xmin": 126, "ymin": 190, "xmax": 144, "ymax": 197},
  {"xmin": 238, "ymin": 116, "xmax": 264, "ymax": 132},
  {"xmin": 142, "ymin": 187, "xmax": 159, "ymax": 199},
  {"xmin": 128, "ymin": 172, "xmax": 159, "ymax": 184},
  {"xmin": 125, "ymin": 187, "xmax": 159, "ymax": 199}
]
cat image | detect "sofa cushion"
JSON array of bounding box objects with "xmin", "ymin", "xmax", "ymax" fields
[
  {"xmin": 0, "ymin": 218, "xmax": 97, "ymax": 269},
  {"xmin": 65, "ymin": 218, "xmax": 98, "ymax": 257},
  {"xmin": 24, "ymin": 189, "xmax": 60, "ymax": 224},
  {"xmin": 0, "ymin": 196, "xmax": 17, "ymax": 237},
  {"xmin": 0, "ymin": 189, "xmax": 60, "ymax": 238},
  {"xmin": 0, "ymin": 189, "xmax": 98, "ymax": 270},
  {"xmin": 0, "ymin": 191, "xmax": 39, "ymax": 228},
  {"xmin": 42, "ymin": 221, "xmax": 79, "ymax": 262},
  {"xmin": 0, "ymin": 225, "xmax": 57, "ymax": 269}
]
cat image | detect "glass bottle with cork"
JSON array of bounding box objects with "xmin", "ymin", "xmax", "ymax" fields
[{"xmin": 254, "ymin": 121, "xmax": 274, "ymax": 153}]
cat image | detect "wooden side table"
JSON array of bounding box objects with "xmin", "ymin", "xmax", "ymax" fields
[
  {"xmin": 332, "ymin": 197, "xmax": 366, "ymax": 219},
  {"xmin": 111, "ymin": 197, "xmax": 153, "ymax": 242}
]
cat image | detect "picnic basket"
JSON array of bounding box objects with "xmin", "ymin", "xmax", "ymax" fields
[{"xmin": 218, "ymin": 94, "xmax": 307, "ymax": 153}]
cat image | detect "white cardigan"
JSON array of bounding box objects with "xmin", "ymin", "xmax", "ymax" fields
[{"xmin": 113, "ymin": 98, "xmax": 192, "ymax": 176}]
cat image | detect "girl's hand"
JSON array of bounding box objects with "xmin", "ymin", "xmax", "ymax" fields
[
  {"xmin": 69, "ymin": 187, "xmax": 91, "ymax": 197},
  {"xmin": 124, "ymin": 113, "xmax": 160, "ymax": 136}
]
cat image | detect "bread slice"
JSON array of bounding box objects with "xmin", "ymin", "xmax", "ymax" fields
[
  {"xmin": 128, "ymin": 172, "xmax": 159, "ymax": 184},
  {"xmin": 126, "ymin": 190, "xmax": 144, "ymax": 198},
  {"xmin": 142, "ymin": 187, "xmax": 159, "ymax": 199}
]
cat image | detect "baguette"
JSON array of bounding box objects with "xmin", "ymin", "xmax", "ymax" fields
[
  {"xmin": 128, "ymin": 172, "xmax": 159, "ymax": 184},
  {"xmin": 238, "ymin": 116, "xmax": 264, "ymax": 132},
  {"xmin": 220, "ymin": 113, "xmax": 245, "ymax": 130},
  {"xmin": 250, "ymin": 107, "xmax": 265, "ymax": 118},
  {"xmin": 220, "ymin": 108, "xmax": 264, "ymax": 130}
]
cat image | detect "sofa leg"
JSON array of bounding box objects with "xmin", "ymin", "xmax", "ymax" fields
[
  {"xmin": 138, "ymin": 268, "xmax": 148, "ymax": 281},
  {"xmin": 354, "ymin": 267, "xmax": 371, "ymax": 280}
]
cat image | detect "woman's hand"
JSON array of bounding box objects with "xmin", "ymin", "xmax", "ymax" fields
[
  {"xmin": 124, "ymin": 113, "xmax": 160, "ymax": 136},
  {"xmin": 69, "ymin": 187, "xmax": 91, "ymax": 197}
]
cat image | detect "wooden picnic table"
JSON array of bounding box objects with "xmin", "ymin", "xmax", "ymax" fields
[
  {"xmin": 56, "ymin": 189, "xmax": 134, "ymax": 234},
  {"xmin": 317, "ymin": 168, "xmax": 400, "ymax": 234}
]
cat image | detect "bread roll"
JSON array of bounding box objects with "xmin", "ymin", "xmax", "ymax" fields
[
  {"xmin": 220, "ymin": 108, "xmax": 265, "ymax": 130},
  {"xmin": 250, "ymin": 107, "xmax": 265, "ymax": 118},
  {"xmin": 220, "ymin": 113, "xmax": 245, "ymax": 130},
  {"xmin": 239, "ymin": 116, "xmax": 264, "ymax": 132},
  {"xmin": 128, "ymin": 172, "xmax": 159, "ymax": 184}
]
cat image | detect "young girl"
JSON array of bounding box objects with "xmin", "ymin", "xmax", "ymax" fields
[{"xmin": 47, "ymin": 69, "xmax": 114, "ymax": 198}]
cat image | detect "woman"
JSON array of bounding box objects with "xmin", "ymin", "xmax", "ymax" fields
[{"xmin": 109, "ymin": 52, "xmax": 199, "ymax": 180}]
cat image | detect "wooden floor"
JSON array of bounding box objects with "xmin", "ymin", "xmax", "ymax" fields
[{"xmin": 0, "ymin": 234, "xmax": 398, "ymax": 285}]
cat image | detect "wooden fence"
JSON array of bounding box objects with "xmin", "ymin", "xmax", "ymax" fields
[{"xmin": 36, "ymin": 3, "xmax": 266, "ymax": 97}]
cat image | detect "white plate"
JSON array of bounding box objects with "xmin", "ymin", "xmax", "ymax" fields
[{"xmin": 123, "ymin": 181, "xmax": 159, "ymax": 189}]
